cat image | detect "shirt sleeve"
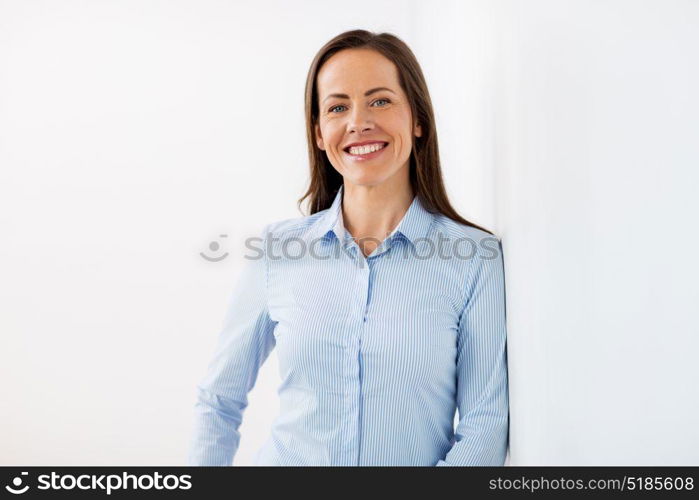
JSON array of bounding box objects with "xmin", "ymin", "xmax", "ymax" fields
[
  {"xmin": 187, "ymin": 224, "xmax": 277, "ymax": 466},
  {"xmin": 435, "ymin": 236, "xmax": 510, "ymax": 466}
]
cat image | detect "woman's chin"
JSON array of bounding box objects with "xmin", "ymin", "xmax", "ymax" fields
[{"xmin": 342, "ymin": 163, "xmax": 392, "ymax": 181}]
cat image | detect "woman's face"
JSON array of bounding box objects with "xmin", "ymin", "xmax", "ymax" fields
[{"xmin": 314, "ymin": 48, "xmax": 422, "ymax": 188}]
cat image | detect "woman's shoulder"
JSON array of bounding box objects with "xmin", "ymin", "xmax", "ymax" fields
[
  {"xmin": 431, "ymin": 213, "xmax": 501, "ymax": 244},
  {"xmin": 430, "ymin": 214, "xmax": 503, "ymax": 270},
  {"xmin": 261, "ymin": 209, "xmax": 329, "ymax": 240}
]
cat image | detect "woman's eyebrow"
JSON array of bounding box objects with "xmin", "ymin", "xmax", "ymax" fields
[{"xmin": 322, "ymin": 87, "xmax": 396, "ymax": 104}]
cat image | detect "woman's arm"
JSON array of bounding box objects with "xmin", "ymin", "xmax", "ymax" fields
[
  {"xmin": 436, "ymin": 237, "xmax": 510, "ymax": 466},
  {"xmin": 187, "ymin": 225, "xmax": 276, "ymax": 466}
]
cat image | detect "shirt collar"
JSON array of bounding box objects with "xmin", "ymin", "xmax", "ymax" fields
[{"xmin": 308, "ymin": 184, "xmax": 435, "ymax": 248}]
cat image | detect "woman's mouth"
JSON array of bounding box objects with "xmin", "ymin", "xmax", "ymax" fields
[{"xmin": 343, "ymin": 142, "xmax": 388, "ymax": 161}]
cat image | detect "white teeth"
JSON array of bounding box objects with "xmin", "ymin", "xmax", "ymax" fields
[{"xmin": 347, "ymin": 143, "xmax": 386, "ymax": 155}]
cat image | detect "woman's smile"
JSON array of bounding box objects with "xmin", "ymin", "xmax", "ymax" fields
[{"xmin": 343, "ymin": 141, "xmax": 389, "ymax": 161}]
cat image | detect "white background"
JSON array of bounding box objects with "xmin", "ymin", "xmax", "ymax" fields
[{"xmin": 1, "ymin": 0, "xmax": 697, "ymax": 465}]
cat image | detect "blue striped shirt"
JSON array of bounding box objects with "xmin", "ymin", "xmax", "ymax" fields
[{"xmin": 187, "ymin": 184, "xmax": 509, "ymax": 466}]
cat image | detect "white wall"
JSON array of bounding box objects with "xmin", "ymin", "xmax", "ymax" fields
[
  {"xmin": 490, "ymin": 0, "xmax": 699, "ymax": 464},
  {"xmin": 2, "ymin": 0, "xmax": 697, "ymax": 465}
]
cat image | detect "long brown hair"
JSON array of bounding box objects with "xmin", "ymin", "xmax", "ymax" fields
[{"xmin": 298, "ymin": 29, "xmax": 493, "ymax": 235}]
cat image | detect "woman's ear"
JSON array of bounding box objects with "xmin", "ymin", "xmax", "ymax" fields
[
  {"xmin": 414, "ymin": 123, "xmax": 422, "ymax": 138},
  {"xmin": 315, "ymin": 123, "xmax": 325, "ymax": 150}
]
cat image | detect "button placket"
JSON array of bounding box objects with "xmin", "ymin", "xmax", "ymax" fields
[
  {"xmin": 343, "ymin": 248, "xmax": 370, "ymax": 464},
  {"xmin": 355, "ymin": 259, "xmax": 370, "ymax": 464}
]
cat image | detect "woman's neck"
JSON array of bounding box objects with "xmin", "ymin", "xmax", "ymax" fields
[{"xmin": 341, "ymin": 177, "xmax": 414, "ymax": 256}]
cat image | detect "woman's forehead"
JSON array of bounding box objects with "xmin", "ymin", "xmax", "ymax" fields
[{"xmin": 317, "ymin": 49, "xmax": 400, "ymax": 96}]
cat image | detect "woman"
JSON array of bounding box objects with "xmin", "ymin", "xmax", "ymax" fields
[{"xmin": 188, "ymin": 29, "xmax": 509, "ymax": 466}]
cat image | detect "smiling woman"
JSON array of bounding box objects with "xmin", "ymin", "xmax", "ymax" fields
[{"xmin": 187, "ymin": 29, "xmax": 510, "ymax": 467}]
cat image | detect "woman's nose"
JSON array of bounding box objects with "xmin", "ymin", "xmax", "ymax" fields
[{"xmin": 347, "ymin": 106, "xmax": 373, "ymax": 133}]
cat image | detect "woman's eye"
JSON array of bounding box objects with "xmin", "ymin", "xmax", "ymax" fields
[{"xmin": 328, "ymin": 99, "xmax": 389, "ymax": 113}]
